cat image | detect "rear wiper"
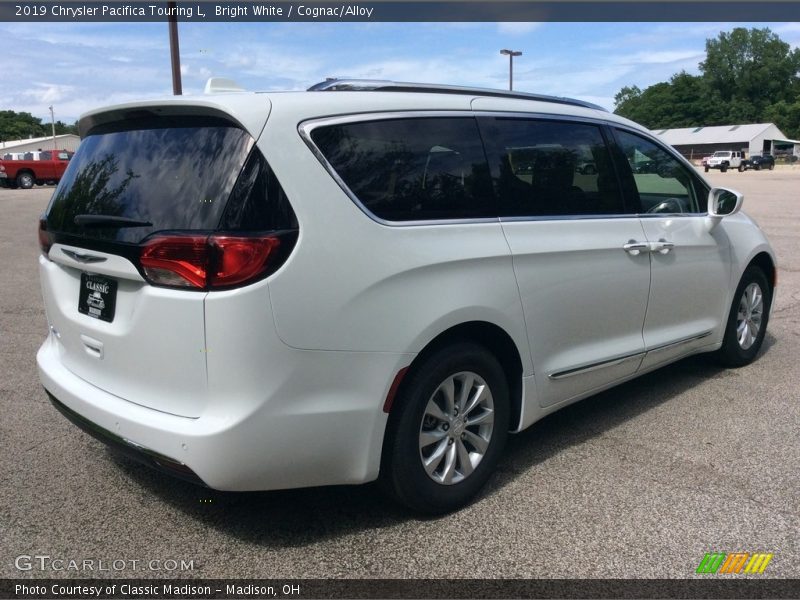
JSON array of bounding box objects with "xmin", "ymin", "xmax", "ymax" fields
[{"xmin": 73, "ymin": 215, "xmax": 153, "ymax": 228}]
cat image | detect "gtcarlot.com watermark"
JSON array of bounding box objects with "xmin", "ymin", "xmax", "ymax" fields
[{"xmin": 14, "ymin": 554, "xmax": 196, "ymax": 572}]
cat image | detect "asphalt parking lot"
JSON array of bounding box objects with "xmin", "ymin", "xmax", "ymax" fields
[{"xmin": 1, "ymin": 168, "xmax": 798, "ymax": 580}]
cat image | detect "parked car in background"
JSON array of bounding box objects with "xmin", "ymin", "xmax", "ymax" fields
[
  {"xmin": 705, "ymin": 150, "xmax": 745, "ymax": 172},
  {"xmin": 746, "ymin": 154, "xmax": 775, "ymax": 171},
  {"xmin": 0, "ymin": 150, "xmax": 73, "ymax": 189},
  {"xmin": 37, "ymin": 78, "xmax": 777, "ymax": 513}
]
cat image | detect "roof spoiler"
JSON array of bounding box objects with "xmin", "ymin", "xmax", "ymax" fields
[{"xmin": 204, "ymin": 77, "xmax": 246, "ymax": 94}]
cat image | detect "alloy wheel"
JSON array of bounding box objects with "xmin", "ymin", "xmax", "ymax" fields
[
  {"xmin": 418, "ymin": 371, "xmax": 494, "ymax": 485},
  {"xmin": 736, "ymin": 282, "xmax": 764, "ymax": 350}
]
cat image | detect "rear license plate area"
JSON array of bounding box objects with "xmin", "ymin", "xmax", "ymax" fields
[{"xmin": 78, "ymin": 273, "xmax": 117, "ymax": 323}]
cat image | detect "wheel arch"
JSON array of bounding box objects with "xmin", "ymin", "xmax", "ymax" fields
[
  {"xmin": 748, "ymin": 251, "xmax": 777, "ymax": 290},
  {"xmin": 16, "ymin": 169, "xmax": 36, "ymax": 187},
  {"xmin": 388, "ymin": 321, "xmax": 524, "ymax": 433}
]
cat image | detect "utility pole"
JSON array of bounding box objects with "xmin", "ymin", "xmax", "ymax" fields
[
  {"xmin": 500, "ymin": 49, "xmax": 522, "ymax": 91},
  {"xmin": 49, "ymin": 105, "xmax": 57, "ymax": 151},
  {"xmin": 168, "ymin": 1, "xmax": 182, "ymax": 95}
]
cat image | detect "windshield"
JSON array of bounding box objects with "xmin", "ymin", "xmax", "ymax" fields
[
  {"xmin": 46, "ymin": 117, "xmax": 254, "ymax": 244},
  {"xmin": 713, "ymin": 152, "xmax": 731, "ymax": 157}
]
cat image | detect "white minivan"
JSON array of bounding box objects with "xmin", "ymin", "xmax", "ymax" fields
[{"xmin": 37, "ymin": 79, "xmax": 776, "ymax": 513}]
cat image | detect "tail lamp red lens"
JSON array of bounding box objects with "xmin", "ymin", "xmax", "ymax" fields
[
  {"xmin": 38, "ymin": 218, "xmax": 53, "ymax": 256},
  {"xmin": 139, "ymin": 234, "xmax": 284, "ymax": 290}
]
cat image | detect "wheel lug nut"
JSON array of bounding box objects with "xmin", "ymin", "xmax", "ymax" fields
[
  {"xmin": 448, "ymin": 438, "xmax": 454, "ymax": 445},
  {"xmin": 442, "ymin": 424, "xmax": 449, "ymax": 431}
]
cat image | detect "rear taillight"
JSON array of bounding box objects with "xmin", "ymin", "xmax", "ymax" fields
[
  {"xmin": 139, "ymin": 233, "xmax": 291, "ymax": 290},
  {"xmin": 38, "ymin": 217, "xmax": 53, "ymax": 256},
  {"xmin": 211, "ymin": 236, "xmax": 281, "ymax": 287}
]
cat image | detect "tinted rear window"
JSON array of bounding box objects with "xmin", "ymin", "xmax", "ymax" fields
[
  {"xmin": 46, "ymin": 117, "xmax": 255, "ymax": 244},
  {"xmin": 311, "ymin": 117, "xmax": 494, "ymax": 222}
]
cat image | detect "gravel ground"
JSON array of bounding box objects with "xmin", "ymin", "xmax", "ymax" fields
[{"xmin": 1, "ymin": 168, "xmax": 798, "ymax": 580}]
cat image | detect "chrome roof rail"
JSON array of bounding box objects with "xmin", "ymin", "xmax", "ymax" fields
[{"xmin": 307, "ymin": 78, "xmax": 607, "ymax": 112}]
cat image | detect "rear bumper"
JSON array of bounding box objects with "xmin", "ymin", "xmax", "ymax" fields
[
  {"xmin": 47, "ymin": 391, "xmax": 207, "ymax": 486},
  {"xmin": 38, "ymin": 334, "xmax": 413, "ymax": 491}
]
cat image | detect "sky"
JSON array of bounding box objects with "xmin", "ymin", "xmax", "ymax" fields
[{"xmin": 1, "ymin": 20, "xmax": 799, "ymax": 125}]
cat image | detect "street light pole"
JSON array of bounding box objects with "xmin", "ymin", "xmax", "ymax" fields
[
  {"xmin": 168, "ymin": 1, "xmax": 182, "ymax": 95},
  {"xmin": 500, "ymin": 49, "xmax": 522, "ymax": 91},
  {"xmin": 49, "ymin": 105, "xmax": 56, "ymax": 151}
]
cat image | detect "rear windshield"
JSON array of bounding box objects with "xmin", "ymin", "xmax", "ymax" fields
[{"xmin": 46, "ymin": 117, "xmax": 255, "ymax": 244}]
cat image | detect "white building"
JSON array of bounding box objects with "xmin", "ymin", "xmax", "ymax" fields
[
  {"xmin": 1, "ymin": 134, "xmax": 81, "ymax": 156},
  {"xmin": 653, "ymin": 123, "xmax": 800, "ymax": 160}
]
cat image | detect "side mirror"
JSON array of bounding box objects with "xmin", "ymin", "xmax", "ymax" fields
[{"xmin": 706, "ymin": 187, "xmax": 743, "ymax": 232}]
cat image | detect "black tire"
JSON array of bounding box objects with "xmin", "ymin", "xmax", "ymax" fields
[
  {"xmin": 738, "ymin": 164, "xmax": 744, "ymax": 172},
  {"xmin": 16, "ymin": 172, "xmax": 35, "ymax": 189},
  {"xmin": 720, "ymin": 164, "xmax": 728, "ymax": 173},
  {"xmin": 715, "ymin": 266, "xmax": 772, "ymax": 367},
  {"xmin": 381, "ymin": 342, "xmax": 510, "ymax": 514},
  {"xmin": 769, "ymin": 163, "xmax": 775, "ymax": 170},
  {"xmin": 704, "ymin": 166, "xmax": 710, "ymax": 173}
]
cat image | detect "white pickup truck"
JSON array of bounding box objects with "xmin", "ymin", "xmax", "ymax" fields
[{"xmin": 705, "ymin": 150, "xmax": 745, "ymax": 173}]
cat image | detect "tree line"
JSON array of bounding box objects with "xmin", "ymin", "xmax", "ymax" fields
[
  {"xmin": 614, "ymin": 27, "xmax": 800, "ymax": 139},
  {"xmin": 0, "ymin": 110, "xmax": 78, "ymax": 143}
]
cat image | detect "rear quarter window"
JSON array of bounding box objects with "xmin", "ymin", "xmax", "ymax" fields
[{"xmin": 310, "ymin": 117, "xmax": 494, "ymax": 222}]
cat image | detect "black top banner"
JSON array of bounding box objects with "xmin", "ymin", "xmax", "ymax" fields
[{"xmin": 2, "ymin": 1, "xmax": 800, "ymax": 22}]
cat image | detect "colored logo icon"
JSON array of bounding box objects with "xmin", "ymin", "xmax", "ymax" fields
[{"xmin": 696, "ymin": 552, "xmax": 773, "ymax": 574}]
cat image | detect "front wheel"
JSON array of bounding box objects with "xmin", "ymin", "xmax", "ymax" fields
[
  {"xmin": 381, "ymin": 343, "xmax": 510, "ymax": 514},
  {"xmin": 769, "ymin": 163, "xmax": 775, "ymax": 170},
  {"xmin": 720, "ymin": 164, "xmax": 728, "ymax": 173},
  {"xmin": 715, "ymin": 266, "xmax": 772, "ymax": 367}
]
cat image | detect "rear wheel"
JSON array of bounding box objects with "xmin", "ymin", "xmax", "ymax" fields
[
  {"xmin": 381, "ymin": 343, "xmax": 509, "ymax": 514},
  {"xmin": 769, "ymin": 163, "xmax": 775, "ymax": 170},
  {"xmin": 715, "ymin": 266, "xmax": 772, "ymax": 367},
  {"xmin": 738, "ymin": 164, "xmax": 744, "ymax": 172},
  {"xmin": 704, "ymin": 166, "xmax": 710, "ymax": 172},
  {"xmin": 17, "ymin": 172, "xmax": 34, "ymax": 189}
]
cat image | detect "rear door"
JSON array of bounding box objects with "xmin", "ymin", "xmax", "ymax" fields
[
  {"xmin": 40, "ymin": 116, "xmax": 257, "ymax": 417},
  {"xmin": 38, "ymin": 152, "xmax": 58, "ymax": 179},
  {"xmin": 478, "ymin": 116, "xmax": 651, "ymax": 407}
]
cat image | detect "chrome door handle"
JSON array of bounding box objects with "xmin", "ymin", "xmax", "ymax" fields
[
  {"xmin": 623, "ymin": 241, "xmax": 650, "ymax": 256},
  {"xmin": 651, "ymin": 240, "xmax": 675, "ymax": 254}
]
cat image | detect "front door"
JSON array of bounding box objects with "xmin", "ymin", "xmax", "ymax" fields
[{"xmin": 612, "ymin": 128, "xmax": 733, "ymax": 370}]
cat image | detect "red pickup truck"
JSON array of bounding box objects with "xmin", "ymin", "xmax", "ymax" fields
[{"xmin": 0, "ymin": 149, "xmax": 73, "ymax": 189}]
